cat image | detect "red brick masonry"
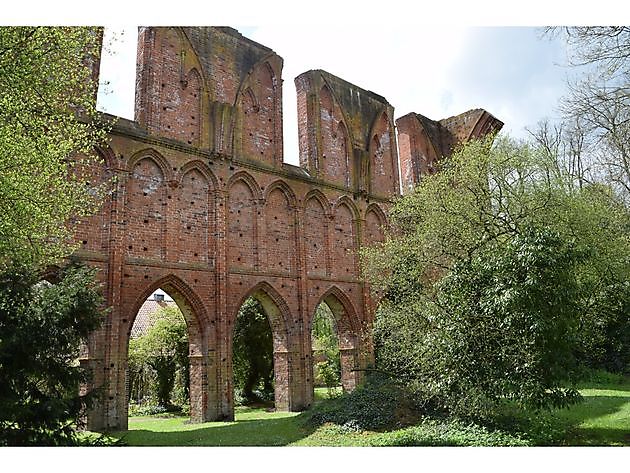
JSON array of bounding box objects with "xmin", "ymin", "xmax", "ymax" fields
[{"xmin": 73, "ymin": 27, "xmax": 502, "ymax": 431}]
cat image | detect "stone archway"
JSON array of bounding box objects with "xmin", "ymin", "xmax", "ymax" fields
[
  {"xmin": 310, "ymin": 286, "xmax": 362, "ymax": 398},
  {"xmin": 230, "ymin": 282, "xmax": 293, "ymax": 414},
  {"xmin": 119, "ymin": 275, "xmax": 213, "ymax": 430}
]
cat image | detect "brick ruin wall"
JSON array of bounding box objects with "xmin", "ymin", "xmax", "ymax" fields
[{"xmin": 74, "ymin": 27, "xmax": 502, "ymax": 431}]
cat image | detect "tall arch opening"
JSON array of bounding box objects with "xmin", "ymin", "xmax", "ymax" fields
[
  {"xmin": 231, "ymin": 284, "xmax": 291, "ymax": 413},
  {"xmin": 311, "ymin": 301, "xmax": 341, "ymax": 398},
  {"xmin": 125, "ymin": 282, "xmax": 207, "ymax": 426},
  {"xmin": 232, "ymin": 297, "xmax": 274, "ymax": 406},
  {"xmin": 310, "ymin": 290, "xmax": 360, "ymax": 401}
]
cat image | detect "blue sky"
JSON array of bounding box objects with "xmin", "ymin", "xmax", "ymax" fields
[{"xmin": 96, "ymin": 25, "xmax": 575, "ymax": 166}]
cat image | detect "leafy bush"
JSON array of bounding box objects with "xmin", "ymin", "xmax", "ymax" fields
[
  {"xmin": 305, "ymin": 375, "xmax": 420, "ymax": 431},
  {"xmin": 363, "ymin": 136, "xmax": 630, "ymax": 418},
  {"xmin": 574, "ymin": 368, "xmax": 629, "ymax": 387},
  {"xmin": 368, "ymin": 418, "xmax": 531, "ymax": 446},
  {"xmin": 128, "ymin": 306, "xmax": 189, "ymax": 410},
  {"xmin": 0, "ymin": 263, "xmax": 105, "ymax": 445},
  {"xmin": 128, "ymin": 403, "xmax": 168, "ymax": 417},
  {"xmin": 314, "ymin": 360, "xmax": 341, "ymax": 397},
  {"xmin": 233, "ymin": 298, "xmax": 274, "ymax": 403}
]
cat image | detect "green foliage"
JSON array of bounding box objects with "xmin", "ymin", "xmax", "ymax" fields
[
  {"xmin": 311, "ymin": 303, "xmax": 341, "ymax": 392},
  {"xmin": 315, "ymin": 361, "xmax": 340, "ymax": 397},
  {"xmin": 305, "ymin": 375, "xmax": 420, "ymax": 431},
  {"xmin": 232, "ymin": 298, "xmax": 274, "ymax": 404},
  {"xmin": 128, "ymin": 306, "xmax": 188, "ymax": 409},
  {"xmin": 102, "ymin": 377, "xmax": 629, "ymax": 446},
  {"xmin": 0, "ymin": 27, "xmax": 111, "ymax": 271},
  {"xmin": 0, "ymin": 263, "xmax": 105, "ymax": 445},
  {"xmin": 363, "ymin": 135, "xmax": 630, "ymax": 417}
]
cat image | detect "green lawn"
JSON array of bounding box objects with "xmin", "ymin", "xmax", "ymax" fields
[
  {"xmin": 556, "ymin": 384, "xmax": 630, "ymax": 446},
  {"xmin": 101, "ymin": 383, "xmax": 630, "ymax": 446}
]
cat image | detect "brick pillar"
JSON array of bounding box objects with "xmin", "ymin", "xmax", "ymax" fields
[
  {"xmin": 294, "ymin": 203, "xmax": 314, "ymax": 407},
  {"xmin": 339, "ymin": 347, "xmax": 359, "ymax": 392},
  {"xmin": 188, "ymin": 354, "xmax": 205, "ymax": 423},
  {"xmin": 214, "ymin": 189, "xmax": 231, "ymax": 420},
  {"xmin": 273, "ymin": 351, "xmax": 290, "ymax": 410},
  {"xmin": 90, "ymin": 168, "xmax": 128, "ymax": 431}
]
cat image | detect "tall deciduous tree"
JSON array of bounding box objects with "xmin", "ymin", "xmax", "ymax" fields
[
  {"xmin": 0, "ymin": 27, "xmax": 110, "ymax": 270},
  {"xmin": 548, "ymin": 27, "xmax": 630, "ymax": 196},
  {"xmin": 363, "ymin": 135, "xmax": 630, "ymax": 418},
  {"xmin": 233, "ymin": 298, "xmax": 274, "ymax": 403}
]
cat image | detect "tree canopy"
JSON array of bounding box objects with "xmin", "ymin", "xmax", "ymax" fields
[
  {"xmin": 0, "ymin": 27, "xmax": 110, "ymax": 270},
  {"xmin": 362, "ymin": 135, "xmax": 630, "ymax": 418},
  {"xmin": 232, "ymin": 298, "xmax": 274, "ymax": 403},
  {"xmin": 546, "ymin": 27, "xmax": 630, "ymax": 196}
]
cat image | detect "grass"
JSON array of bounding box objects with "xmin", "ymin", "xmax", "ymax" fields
[
  {"xmin": 556, "ymin": 383, "xmax": 630, "ymax": 446},
  {"xmin": 99, "ymin": 383, "xmax": 630, "ymax": 446}
]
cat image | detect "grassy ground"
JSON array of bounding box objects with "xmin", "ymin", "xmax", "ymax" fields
[
  {"xmin": 557, "ymin": 383, "xmax": 630, "ymax": 446},
  {"xmin": 101, "ymin": 382, "xmax": 630, "ymax": 446}
]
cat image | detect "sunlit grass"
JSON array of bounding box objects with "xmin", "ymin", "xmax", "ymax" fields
[{"xmin": 96, "ymin": 381, "xmax": 630, "ymax": 446}]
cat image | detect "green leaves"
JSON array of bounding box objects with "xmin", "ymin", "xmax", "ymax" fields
[
  {"xmin": 0, "ymin": 27, "xmax": 110, "ymax": 270},
  {"xmin": 128, "ymin": 306, "xmax": 188, "ymax": 409},
  {"xmin": 0, "ymin": 263, "xmax": 105, "ymax": 445},
  {"xmin": 232, "ymin": 298, "xmax": 274, "ymax": 403},
  {"xmin": 364, "ymin": 135, "xmax": 630, "ymax": 419}
]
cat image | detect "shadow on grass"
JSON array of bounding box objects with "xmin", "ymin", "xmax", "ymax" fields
[
  {"xmin": 558, "ymin": 394, "xmax": 630, "ymax": 446},
  {"xmin": 111, "ymin": 413, "xmax": 316, "ymax": 446}
]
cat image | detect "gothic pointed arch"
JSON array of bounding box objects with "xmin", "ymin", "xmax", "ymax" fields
[
  {"xmin": 365, "ymin": 203, "xmax": 388, "ymax": 245},
  {"xmin": 264, "ymin": 181, "xmax": 297, "ymax": 273},
  {"xmin": 126, "ymin": 148, "xmax": 172, "ymax": 181},
  {"xmin": 125, "ymin": 152, "xmax": 169, "ymax": 261},
  {"xmin": 303, "ymin": 188, "xmax": 332, "ymax": 216},
  {"xmin": 128, "ymin": 273, "xmax": 209, "ymax": 341},
  {"xmin": 177, "ymin": 163, "xmax": 215, "ymax": 265},
  {"xmin": 310, "ymin": 285, "xmax": 362, "ymax": 392},
  {"xmin": 226, "ymin": 170, "xmax": 263, "ymax": 200},
  {"xmin": 368, "ymin": 111, "xmax": 397, "ymax": 197},
  {"xmin": 177, "ymin": 160, "xmax": 219, "ymax": 189},
  {"xmin": 318, "ymin": 83, "xmax": 353, "ymax": 187},
  {"xmin": 227, "ymin": 171, "xmax": 261, "ymax": 270},
  {"xmin": 123, "ymin": 273, "xmax": 212, "ymax": 424},
  {"xmin": 332, "ymin": 195, "xmax": 360, "ymax": 221},
  {"xmin": 182, "ymin": 67, "xmax": 202, "ymax": 146},
  {"xmin": 94, "ymin": 144, "xmax": 118, "ymax": 169},
  {"xmin": 233, "ymin": 280, "xmax": 291, "ymax": 352},
  {"xmin": 303, "ymin": 190, "xmax": 330, "ymax": 278},
  {"xmin": 313, "ymin": 285, "xmax": 361, "ymax": 338},
  {"xmin": 331, "ymin": 197, "xmax": 358, "ymax": 279},
  {"xmin": 263, "ymin": 179, "xmax": 298, "ymax": 208},
  {"xmin": 233, "ymin": 57, "xmax": 282, "ymax": 165}
]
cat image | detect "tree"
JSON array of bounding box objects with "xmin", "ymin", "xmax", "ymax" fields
[
  {"xmin": 0, "ymin": 27, "xmax": 110, "ymax": 271},
  {"xmin": 362, "ymin": 135, "xmax": 630, "ymax": 417},
  {"xmin": 129, "ymin": 306, "xmax": 188, "ymax": 409},
  {"xmin": 547, "ymin": 27, "xmax": 630, "ymax": 196},
  {"xmin": 311, "ymin": 303, "xmax": 341, "ymax": 393},
  {"xmin": 232, "ymin": 298, "xmax": 274, "ymax": 403},
  {"xmin": 0, "ymin": 263, "xmax": 105, "ymax": 445}
]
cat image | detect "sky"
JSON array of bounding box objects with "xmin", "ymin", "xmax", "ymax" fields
[{"xmin": 96, "ymin": 25, "xmax": 576, "ymax": 166}]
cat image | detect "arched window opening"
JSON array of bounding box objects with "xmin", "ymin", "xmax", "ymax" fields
[
  {"xmin": 232, "ymin": 297, "xmax": 275, "ymax": 407},
  {"xmin": 128, "ymin": 289, "xmax": 190, "ymax": 418}
]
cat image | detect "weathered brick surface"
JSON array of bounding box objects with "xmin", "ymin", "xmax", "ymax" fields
[
  {"xmin": 74, "ymin": 27, "xmax": 499, "ymax": 431},
  {"xmin": 295, "ymin": 70, "xmax": 400, "ymax": 198},
  {"xmin": 397, "ymin": 110, "xmax": 504, "ymax": 192}
]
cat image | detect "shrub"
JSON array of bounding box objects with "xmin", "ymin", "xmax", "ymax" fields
[{"xmin": 305, "ymin": 375, "xmax": 420, "ymax": 431}]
